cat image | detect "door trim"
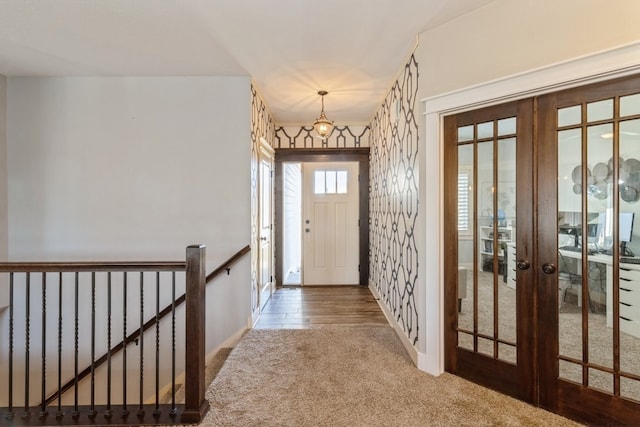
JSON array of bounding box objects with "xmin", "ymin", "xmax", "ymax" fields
[
  {"xmin": 421, "ymin": 41, "xmax": 640, "ymax": 377},
  {"xmin": 274, "ymin": 148, "xmax": 370, "ymax": 287}
]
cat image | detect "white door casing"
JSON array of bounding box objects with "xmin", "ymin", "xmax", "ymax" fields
[{"xmin": 302, "ymin": 162, "xmax": 359, "ymax": 285}]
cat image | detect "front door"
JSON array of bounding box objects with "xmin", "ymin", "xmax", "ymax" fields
[
  {"xmin": 302, "ymin": 162, "xmax": 359, "ymax": 285},
  {"xmin": 444, "ymin": 99, "xmax": 535, "ymax": 402}
]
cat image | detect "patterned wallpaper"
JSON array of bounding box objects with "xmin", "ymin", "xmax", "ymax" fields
[
  {"xmin": 275, "ymin": 125, "xmax": 369, "ymax": 148},
  {"xmin": 369, "ymin": 54, "xmax": 419, "ymax": 345},
  {"xmin": 250, "ymin": 84, "xmax": 275, "ymax": 315}
]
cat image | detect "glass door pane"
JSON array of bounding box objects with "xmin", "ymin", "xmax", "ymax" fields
[
  {"xmin": 456, "ymin": 117, "xmax": 518, "ymax": 363},
  {"xmin": 556, "ymin": 93, "xmax": 640, "ymax": 403}
]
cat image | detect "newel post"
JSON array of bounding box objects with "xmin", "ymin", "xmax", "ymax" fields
[{"xmin": 181, "ymin": 244, "xmax": 210, "ymax": 423}]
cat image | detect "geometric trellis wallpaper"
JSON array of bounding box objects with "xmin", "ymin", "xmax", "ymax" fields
[
  {"xmin": 250, "ymin": 84, "xmax": 275, "ymax": 316},
  {"xmin": 274, "ymin": 125, "xmax": 369, "ymax": 149},
  {"xmin": 369, "ymin": 53, "xmax": 419, "ymax": 345}
]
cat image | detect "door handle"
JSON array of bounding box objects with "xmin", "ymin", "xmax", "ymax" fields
[
  {"xmin": 542, "ymin": 263, "xmax": 556, "ymax": 274},
  {"xmin": 305, "ymin": 228, "xmax": 311, "ymax": 233},
  {"xmin": 516, "ymin": 260, "xmax": 530, "ymax": 270},
  {"xmin": 260, "ymin": 237, "xmax": 267, "ymax": 241}
]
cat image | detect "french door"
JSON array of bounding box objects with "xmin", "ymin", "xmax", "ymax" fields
[
  {"xmin": 444, "ymin": 74, "xmax": 640, "ymax": 424},
  {"xmin": 537, "ymin": 75, "xmax": 640, "ymax": 423},
  {"xmin": 444, "ymin": 99, "xmax": 535, "ymax": 402}
]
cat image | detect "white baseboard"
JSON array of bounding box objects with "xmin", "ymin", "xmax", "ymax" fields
[{"xmin": 368, "ymin": 282, "xmax": 419, "ymax": 366}]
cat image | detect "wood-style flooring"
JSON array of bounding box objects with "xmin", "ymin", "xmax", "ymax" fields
[{"xmin": 254, "ymin": 286, "xmax": 389, "ymax": 329}]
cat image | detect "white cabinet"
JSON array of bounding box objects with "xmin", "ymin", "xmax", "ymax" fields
[
  {"xmin": 618, "ymin": 266, "xmax": 640, "ymax": 338},
  {"xmin": 506, "ymin": 242, "xmax": 517, "ymax": 289},
  {"xmin": 479, "ymin": 226, "xmax": 513, "ymax": 276}
]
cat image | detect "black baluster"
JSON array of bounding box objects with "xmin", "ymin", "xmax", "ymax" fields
[
  {"xmin": 40, "ymin": 273, "xmax": 47, "ymax": 417},
  {"xmin": 72, "ymin": 272, "xmax": 79, "ymax": 418},
  {"xmin": 7, "ymin": 273, "xmax": 14, "ymax": 420},
  {"xmin": 56, "ymin": 273, "xmax": 63, "ymax": 418},
  {"xmin": 24, "ymin": 272, "xmax": 31, "ymax": 417},
  {"xmin": 122, "ymin": 272, "xmax": 128, "ymax": 417},
  {"xmin": 138, "ymin": 272, "xmax": 144, "ymax": 417},
  {"xmin": 105, "ymin": 272, "xmax": 112, "ymax": 419},
  {"xmin": 89, "ymin": 272, "xmax": 96, "ymax": 417},
  {"xmin": 170, "ymin": 271, "xmax": 176, "ymax": 416},
  {"xmin": 154, "ymin": 271, "xmax": 160, "ymax": 416}
]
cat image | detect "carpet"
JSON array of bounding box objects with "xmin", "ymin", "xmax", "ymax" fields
[{"xmin": 201, "ymin": 326, "xmax": 580, "ymax": 426}]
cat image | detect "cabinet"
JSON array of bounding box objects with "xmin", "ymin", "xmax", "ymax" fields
[
  {"xmin": 506, "ymin": 243, "xmax": 517, "ymax": 289},
  {"xmin": 617, "ymin": 266, "xmax": 640, "ymax": 338},
  {"xmin": 479, "ymin": 226, "xmax": 513, "ymax": 276}
]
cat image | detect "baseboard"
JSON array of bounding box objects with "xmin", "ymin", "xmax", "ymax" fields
[{"xmin": 368, "ymin": 282, "xmax": 419, "ymax": 366}]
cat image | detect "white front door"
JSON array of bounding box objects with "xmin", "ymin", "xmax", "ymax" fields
[
  {"xmin": 302, "ymin": 162, "xmax": 359, "ymax": 285},
  {"xmin": 258, "ymin": 142, "xmax": 274, "ymax": 308}
]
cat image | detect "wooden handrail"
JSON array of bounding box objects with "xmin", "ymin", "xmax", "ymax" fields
[
  {"xmin": 37, "ymin": 244, "xmax": 251, "ymax": 407},
  {"xmin": 206, "ymin": 244, "xmax": 251, "ymax": 282},
  {"xmin": 0, "ymin": 261, "xmax": 186, "ymax": 273}
]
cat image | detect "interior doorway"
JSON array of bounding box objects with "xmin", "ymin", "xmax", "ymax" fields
[
  {"xmin": 443, "ymin": 74, "xmax": 640, "ymax": 424},
  {"xmin": 282, "ymin": 161, "xmax": 360, "ymax": 286},
  {"xmin": 274, "ymin": 148, "xmax": 370, "ymax": 287}
]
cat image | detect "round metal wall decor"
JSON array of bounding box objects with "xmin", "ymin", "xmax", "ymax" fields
[{"xmin": 571, "ymin": 157, "xmax": 640, "ymax": 202}]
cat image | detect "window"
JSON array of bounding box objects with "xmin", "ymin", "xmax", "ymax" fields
[
  {"xmin": 458, "ymin": 169, "xmax": 472, "ymax": 233},
  {"xmin": 314, "ymin": 170, "xmax": 348, "ymax": 194}
]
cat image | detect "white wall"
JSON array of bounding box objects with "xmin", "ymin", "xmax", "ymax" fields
[
  {"xmin": 0, "ymin": 75, "xmax": 6, "ymax": 262},
  {"xmin": 7, "ymin": 77, "xmax": 251, "ymax": 265},
  {"xmin": 0, "ymin": 75, "xmax": 7, "ymax": 308},
  {"xmin": 418, "ymin": 0, "xmax": 640, "ymax": 99},
  {"xmin": 2, "ymin": 76, "xmax": 253, "ymax": 404}
]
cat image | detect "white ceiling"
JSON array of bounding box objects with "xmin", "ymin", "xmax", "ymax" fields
[{"xmin": 0, "ymin": 0, "xmax": 495, "ymax": 124}]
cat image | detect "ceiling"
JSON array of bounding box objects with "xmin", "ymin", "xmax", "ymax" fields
[{"xmin": 0, "ymin": 0, "xmax": 495, "ymax": 125}]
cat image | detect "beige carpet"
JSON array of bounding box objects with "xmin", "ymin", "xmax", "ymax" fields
[{"xmin": 201, "ymin": 326, "xmax": 580, "ymax": 426}]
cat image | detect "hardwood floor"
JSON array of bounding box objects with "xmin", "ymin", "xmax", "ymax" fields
[{"xmin": 254, "ymin": 286, "xmax": 389, "ymax": 329}]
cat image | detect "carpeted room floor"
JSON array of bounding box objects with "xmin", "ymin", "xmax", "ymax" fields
[{"xmin": 201, "ymin": 326, "xmax": 582, "ymax": 427}]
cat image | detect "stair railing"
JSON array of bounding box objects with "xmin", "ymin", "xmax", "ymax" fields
[{"xmin": 0, "ymin": 244, "xmax": 249, "ymax": 426}]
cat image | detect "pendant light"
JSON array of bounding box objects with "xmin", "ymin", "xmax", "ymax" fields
[{"xmin": 313, "ymin": 90, "xmax": 334, "ymax": 139}]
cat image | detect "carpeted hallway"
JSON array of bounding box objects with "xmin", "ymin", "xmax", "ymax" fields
[{"xmin": 201, "ymin": 325, "xmax": 582, "ymax": 426}]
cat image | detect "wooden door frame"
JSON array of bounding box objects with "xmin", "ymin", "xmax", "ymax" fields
[{"xmin": 274, "ymin": 148, "xmax": 370, "ymax": 287}]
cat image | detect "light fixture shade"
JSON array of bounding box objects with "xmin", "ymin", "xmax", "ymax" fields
[
  {"xmin": 314, "ymin": 112, "xmax": 334, "ymax": 139},
  {"xmin": 313, "ymin": 90, "xmax": 333, "ymax": 139}
]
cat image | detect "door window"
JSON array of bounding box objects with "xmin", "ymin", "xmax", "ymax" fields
[{"xmin": 314, "ymin": 170, "xmax": 349, "ymax": 194}]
